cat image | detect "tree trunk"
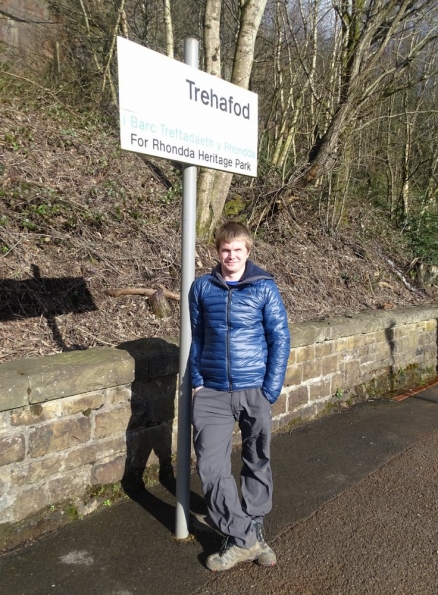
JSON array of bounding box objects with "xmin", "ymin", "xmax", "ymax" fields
[
  {"xmin": 163, "ymin": 0, "xmax": 174, "ymax": 58},
  {"xmin": 197, "ymin": 0, "xmax": 268, "ymax": 239}
]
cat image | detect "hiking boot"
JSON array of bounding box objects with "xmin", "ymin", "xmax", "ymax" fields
[
  {"xmin": 253, "ymin": 520, "xmax": 277, "ymax": 567},
  {"xmin": 206, "ymin": 537, "xmax": 261, "ymax": 572}
]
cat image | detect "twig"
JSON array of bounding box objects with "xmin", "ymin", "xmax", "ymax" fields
[
  {"xmin": 105, "ymin": 287, "xmax": 180, "ymax": 301},
  {"xmin": 75, "ymin": 327, "xmax": 117, "ymax": 347}
]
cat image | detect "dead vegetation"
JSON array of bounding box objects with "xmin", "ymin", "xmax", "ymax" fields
[{"xmin": 0, "ymin": 85, "xmax": 436, "ymax": 363}]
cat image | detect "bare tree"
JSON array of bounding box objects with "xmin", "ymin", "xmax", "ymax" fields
[
  {"xmin": 293, "ymin": 0, "xmax": 438, "ymax": 191},
  {"xmin": 163, "ymin": 0, "xmax": 174, "ymax": 58},
  {"xmin": 196, "ymin": 0, "xmax": 269, "ymax": 239}
]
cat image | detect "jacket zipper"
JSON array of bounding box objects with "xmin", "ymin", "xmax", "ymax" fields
[{"xmin": 226, "ymin": 287, "xmax": 232, "ymax": 391}]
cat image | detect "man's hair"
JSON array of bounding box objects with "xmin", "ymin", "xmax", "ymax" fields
[{"xmin": 215, "ymin": 221, "xmax": 253, "ymax": 252}]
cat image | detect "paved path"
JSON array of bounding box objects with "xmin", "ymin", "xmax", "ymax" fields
[{"xmin": 1, "ymin": 385, "xmax": 438, "ymax": 595}]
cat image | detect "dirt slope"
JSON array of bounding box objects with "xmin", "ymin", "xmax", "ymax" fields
[{"xmin": 0, "ymin": 90, "xmax": 436, "ymax": 363}]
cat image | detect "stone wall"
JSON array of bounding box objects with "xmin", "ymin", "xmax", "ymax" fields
[
  {"xmin": 0, "ymin": 306, "xmax": 437, "ymax": 550},
  {"xmin": 0, "ymin": 1, "xmax": 59, "ymax": 67},
  {"xmin": 274, "ymin": 307, "xmax": 438, "ymax": 430}
]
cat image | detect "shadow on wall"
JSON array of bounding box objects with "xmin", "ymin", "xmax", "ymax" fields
[
  {"xmin": 117, "ymin": 337, "xmax": 207, "ymax": 534},
  {"xmin": 384, "ymin": 322, "xmax": 396, "ymax": 379},
  {"xmin": 0, "ymin": 264, "xmax": 97, "ymax": 350}
]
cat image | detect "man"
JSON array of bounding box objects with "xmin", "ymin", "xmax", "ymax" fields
[{"xmin": 189, "ymin": 221, "xmax": 290, "ymax": 572}]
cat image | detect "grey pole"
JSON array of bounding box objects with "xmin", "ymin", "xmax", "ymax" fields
[{"xmin": 175, "ymin": 37, "xmax": 199, "ymax": 540}]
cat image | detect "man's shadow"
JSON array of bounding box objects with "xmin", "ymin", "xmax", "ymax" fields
[
  {"xmin": 117, "ymin": 337, "xmax": 218, "ymax": 554},
  {"xmin": 0, "ymin": 264, "xmax": 96, "ymax": 350}
]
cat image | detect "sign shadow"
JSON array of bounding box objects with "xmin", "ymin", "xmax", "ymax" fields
[{"xmin": 0, "ymin": 264, "xmax": 97, "ymax": 351}]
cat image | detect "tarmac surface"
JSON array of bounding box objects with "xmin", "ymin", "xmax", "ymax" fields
[{"xmin": 1, "ymin": 384, "xmax": 438, "ymax": 595}]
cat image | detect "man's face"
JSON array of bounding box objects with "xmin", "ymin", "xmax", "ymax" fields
[{"xmin": 218, "ymin": 239, "xmax": 249, "ymax": 280}]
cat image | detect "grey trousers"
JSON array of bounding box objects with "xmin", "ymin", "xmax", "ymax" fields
[{"xmin": 192, "ymin": 387, "xmax": 273, "ymax": 549}]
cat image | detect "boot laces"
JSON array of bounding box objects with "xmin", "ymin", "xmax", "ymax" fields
[
  {"xmin": 253, "ymin": 521, "xmax": 267, "ymax": 546},
  {"xmin": 219, "ymin": 537, "xmax": 235, "ymax": 558}
]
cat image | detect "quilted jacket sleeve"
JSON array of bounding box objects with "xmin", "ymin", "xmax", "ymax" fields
[
  {"xmin": 188, "ymin": 279, "xmax": 205, "ymax": 389},
  {"xmin": 261, "ymin": 282, "xmax": 291, "ymax": 403}
]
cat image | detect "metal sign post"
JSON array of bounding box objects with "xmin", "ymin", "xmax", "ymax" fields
[{"xmin": 175, "ymin": 38, "xmax": 199, "ymax": 540}]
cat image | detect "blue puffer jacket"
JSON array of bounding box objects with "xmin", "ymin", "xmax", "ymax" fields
[{"xmin": 189, "ymin": 260, "xmax": 290, "ymax": 403}]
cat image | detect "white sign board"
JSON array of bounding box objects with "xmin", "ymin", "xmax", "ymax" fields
[{"xmin": 117, "ymin": 37, "xmax": 258, "ymax": 177}]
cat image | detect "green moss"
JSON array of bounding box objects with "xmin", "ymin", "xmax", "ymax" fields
[
  {"xmin": 224, "ymin": 195, "xmax": 246, "ymax": 217},
  {"xmin": 64, "ymin": 504, "xmax": 80, "ymax": 521}
]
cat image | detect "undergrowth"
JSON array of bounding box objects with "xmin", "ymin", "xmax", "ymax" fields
[{"xmin": 0, "ymin": 75, "xmax": 436, "ymax": 363}]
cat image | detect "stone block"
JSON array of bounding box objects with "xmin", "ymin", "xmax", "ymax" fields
[
  {"xmin": 363, "ymin": 361, "xmax": 391, "ymax": 382},
  {"xmin": 28, "ymin": 417, "xmax": 91, "ymax": 458},
  {"xmin": 400, "ymin": 332, "xmax": 418, "ymax": 351},
  {"xmin": 314, "ymin": 399, "xmax": 334, "ymax": 415},
  {"xmin": 418, "ymin": 332, "xmax": 436, "ymax": 347},
  {"xmin": 46, "ymin": 469, "xmax": 91, "ymax": 503},
  {"xmin": 374, "ymin": 330, "xmax": 388, "ymax": 343},
  {"xmin": 117, "ymin": 337, "xmax": 179, "ymax": 382},
  {"xmin": 271, "ymin": 394, "xmax": 286, "ymax": 417},
  {"xmin": 296, "ymin": 345, "xmax": 315, "ymax": 363},
  {"xmin": 414, "ymin": 346, "xmax": 425, "ymax": 359},
  {"xmin": 346, "ymin": 334, "xmax": 375, "ymax": 349},
  {"xmin": 0, "ymin": 347, "xmax": 134, "ymax": 408},
  {"xmin": 0, "ymin": 411, "xmax": 10, "ymax": 432},
  {"xmin": 322, "ymin": 354, "xmax": 339, "ymax": 377},
  {"xmin": 59, "ymin": 392, "xmax": 105, "ymax": 417},
  {"xmin": 424, "ymin": 319, "xmax": 437, "ymax": 332},
  {"xmin": 10, "ymin": 402, "xmax": 60, "ymax": 426},
  {"xmin": 0, "ymin": 365, "xmax": 30, "ymax": 412},
  {"xmin": 309, "ymin": 378, "xmax": 331, "ymax": 401},
  {"xmin": 0, "ymin": 493, "xmax": 14, "ymax": 523},
  {"xmin": 394, "ymin": 325, "xmax": 409, "ymax": 339},
  {"xmin": 106, "ymin": 386, "xmax": 131, "ymax": 405},
  {"xmin": 287, "ymin": 350, "xmax": 296, "ymax": 365},
  {"xmin": 12, "ymin": 485, "xmax": 48, "ymax": 523},
  {"xmin": 330, "ymin": 372, "xmax": 344, "ymax": 394},
  {"xmin": 358, "ymin": 345, "xmax": 375, "ymax": 365},
  {"xmin": 315, "ymin": 341, "xmax": 334, "ymax": 357},
  {"xmin": 293, "ymin": 403, "xmax": 317, "ymax": 422},
  {"xmin": 91, "ymin": 455, "xmax": 126, "ymax": 485},
  {"xmin": 277, "ymin": 410, "xmax": 311, "ymax": 430},
  {"xmin": 340, "ymin": 348, "xmax": 359, "ymax": 363},
  {"xmin": 290, "ymin": 324, "xmax": 325, "ymax": 348},
  {"xmin": 0, "ymin": 466, "xmax": 10, "ymax": 487},
  {"xmin": 130, "ymin": 376, "xmax": 177, "ymax": 427},
  {"xmin": 341, "ymin": 361, "xmax": 361, "ymax": 389},
  {"xmin": 65, "ymin": 436, "xmax": 126, "ymax": 470},
  {"xmin": 302, "ymin": 359, "xmax": 322, "ymax": 381},
  {"xmin": 333, "ymin": 337, "xmax": 348, "ymax": 353},
  {"xmin": 373, "ymin": 342, "xmax": 392, "ymax": 359},
  {"xmin": 287, "ymin": 386, "xmax": 308, "ymax": 411},
  {"xmin": 0, "ymin": 435, "xmax": 25, "ymax": 466},
  {"xmin": 94, "ymin": 404, "xmax": 131, "ymax": 439},
  {"xmin": 284, "ymin": 364, "xmax": 302, "ymax": 387},
  {"xmin": 422, "ymin": 344, "xmax": 438, "ymax": 360},
  {"xmin": 10, "ymin": 456, "xmax": 65, "ymax": 488}
]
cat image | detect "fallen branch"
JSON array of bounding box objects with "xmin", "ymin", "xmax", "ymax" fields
[
  {"xmin": 105, "ymin": 287, "xmax": 180, "ymax": 301},
  {"xmin": 383, "ymin": 256, "xmax": 423, "ymax": 295}
]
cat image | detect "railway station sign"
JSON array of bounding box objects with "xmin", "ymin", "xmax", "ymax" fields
[{"xmin": 117, "ymin": 37, "xmax": 258, "ymax": 177}]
